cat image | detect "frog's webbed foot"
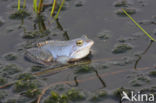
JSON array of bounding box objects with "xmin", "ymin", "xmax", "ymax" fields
[{"xmin": 25, "ymin": 48, "xmax": 53, "ymax": 66}]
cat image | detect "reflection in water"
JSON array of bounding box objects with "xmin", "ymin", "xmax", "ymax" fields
[
  {"xmin": 72, "ymin": 68, "xmax": 106, "ymax": 88},
  {"xmin": 94, "ymin": 69, "xmax": 106, "ymax": 87},
  {"xmin": 17, "ymin": 12, "xmax": 70, "ymax": 40},
  {"xmin": 134, "ymin": 40, "xmax": 154, "ymax": 69},
  {"xmin": 34, "ymin": 15, "xmax": 47, "ymax": 32},
  {"xmin": 56, "ymin": 18, "xmax": 70, "ymax": 40}
]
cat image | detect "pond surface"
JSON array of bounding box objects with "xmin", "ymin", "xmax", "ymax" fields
[{"xmin": 0, "ymin": 0, "xmax": 156, "ymax": 103}]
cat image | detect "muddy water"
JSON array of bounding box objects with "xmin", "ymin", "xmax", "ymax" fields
[{"xmin": 0, "ymin": 0, "xmax": 156, "ymax": 103}]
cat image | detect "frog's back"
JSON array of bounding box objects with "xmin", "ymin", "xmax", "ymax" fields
[{"xmin": 40, "ymin": 40, "xmax": 74, "ymax": 59}]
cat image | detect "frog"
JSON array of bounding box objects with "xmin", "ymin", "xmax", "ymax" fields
[{"xmin": 25, "ymin": 35, "xmax": 94, "ymax": 65}]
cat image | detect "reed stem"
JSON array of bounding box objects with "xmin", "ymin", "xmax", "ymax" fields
[
  {"xmin": 50, "ymin": 0, "xmax": 56, "ymax": 16},
  {"xmin": 23, "ymin": 0, "xmax": 26, "ymax": 9},
  {"xmin": 18, "ymin": 0, "xmax": 20, "ymax": 11},
  {"xmin": 33, "ymin": 0, "xmax": 38, "ymax": 13},
  {"xmin": 38, "ymin": 0, "xmax": 43, "ymax": 14},
  {"xmin": 54, "ymin": 0, "xmax": 65, "ymax": 19}
]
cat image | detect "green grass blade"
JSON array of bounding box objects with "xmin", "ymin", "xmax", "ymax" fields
[
  {"xmin": 33, "ymin": 0, "xmax": 38, "ymax": 13},
  {"xmin": 54, "ymin": 0, "xmax": 65, "ymax": 19},
  {"xmin": 38, "ymin": 0, "xmax": 43, "ymax": 14},
  {"xmin": 50, "ymin": 0, "xmax": 56, "ymax": 16},
  {"xmin": 18, "ymin": 0, "xmax": 20, "ymax": 11},
  {"xmin": 23, "ymin": 0, "xmax": 26, "ymax": 9},
  {"xmin": 122, "ymin": 8, "xmax": 156, "ymax": 41}
]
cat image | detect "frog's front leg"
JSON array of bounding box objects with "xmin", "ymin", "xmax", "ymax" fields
[
  {"xmin": 56, "ymin": 56, "xmax": 70, "ymax": 64},
  {"xmin": 25, "ymin": 48, "xmax": 53, "ymax": 66}
]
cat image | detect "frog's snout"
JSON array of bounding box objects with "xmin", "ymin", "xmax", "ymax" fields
[{"xmin": 87, "ymin": 40, "xmax": 94, "ymax": 47}]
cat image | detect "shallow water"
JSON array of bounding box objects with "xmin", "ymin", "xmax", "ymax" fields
[{"xmin": 0, "ymin": 0, "xmax": 156, "ymax": 103}]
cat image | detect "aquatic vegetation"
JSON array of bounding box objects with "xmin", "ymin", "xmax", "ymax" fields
[
  {"xmin": 0, "ymin": 77, "xmax": 7, "ymax": 85},
  {"xmin": 43, "ymin": 88, "xmax": 86, "ymax": 102},
  {"xmin": 44, "ymin": 91, "xmax": 68, "ymax": 103},
  {"xmin": 113, "ymin": 0, "xmax": 129, "ymax": 7},
  {"xmin": 130, "ymin": 80, "xmax": 142, "ymax": 87},
  {"xmin": 97, "ymin": 30, "xmax": 111, "ymax": 40},
  {"xmin": 75, "ymin": 65, "xmax": 94, "ymax": 74},
  {"xmin": 22, "ymin": 30, "xmax": 40, "ymax": 39},
  {"xmin": 9, "ymin": 10, "xmax": 30, "ymax": 19},
  {"xmin": 122, "ymin": 8, "xmax": 156, "ymax": 41},
  {"xmin": 0, "ymin": 17, "xmax": 5, "ymax": 26},
  {"xmin": 31, "ymin": 65, "xmax": 43, "ymax": 72},
  {"xmin": 0, "ymin": 90, "xmax": 7, "ymax": 101},
  {"xmin": 149, "ymin": 71, "xmax": 156, "ymax": 77},
  {"xmin": 66, "ymin": 88, "xmax": 86, "ymax": 101},
  {"xmin": 113, "ymin": 87, "xmax": 131, "ymax": 98},
  {"xmin": 15, "ymin": 79, "xmax": 39, "ymax": 92},
  {"xmin": 54, "ymin": 84, "xmax": 67, "ymax": 91},
  {"xmin": 17, "ymin": 0, "xmax": 65, "ymax": 19},
  {"xmin": 75, "ymin": 0, "xmax": 85, "ymax": 7},
  {"xmin": 137, "ymin": 75, "xmax": 150, "ymax": 83},
  {"xmin": 101, "ymin": 63, "xmax": 109, "ymax": 69},
  {"xmin": 90, "ymin": 90, "xmax": 107, "ymax": 102},
  {"xmin": 17, "ymin": 73, "xmax": 35, "ymax": 80},
  {"xmin": 6, "ymin": 99, "xmax": 17, "ymax": 103},
  {"xmin": 112, "ymin": 43, "xmax": 132, "ymax": 54},
  {"xmin": 140, "ymin": 87, "xmax": 156, "ymax": 95},
  {"xmin": 4, "ymin": 53, "xmax": 17, "ymax": 61},
  {"xmin": 116, "ymin": 8, "xmax": 136, "ymax": 16},
  {"xmin": 15, "ymin": 73, "xmax": 39, "ymax": 91},
  {"xmin": 24, "ymin": 88, "xmax": 40, "ymax": 98},
  {"xmin": 23, "ymin": 29, "xmax": 50, "ymax": 39},
  {"xmin": 3, "ymin": 64, "xmax": 21, "ymax": 75}
]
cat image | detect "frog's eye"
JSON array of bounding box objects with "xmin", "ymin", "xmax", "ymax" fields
[{"xmin": 76, "ymin": 40, "xmax": 83, "ymax": 46}]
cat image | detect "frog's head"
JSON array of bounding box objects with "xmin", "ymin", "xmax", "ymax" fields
[{"xmin": 70, "ymin": 35, "xmax": 94, "ymax": 60}]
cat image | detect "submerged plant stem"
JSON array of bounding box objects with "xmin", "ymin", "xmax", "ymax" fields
[{"xmin": 122, "ymin": 8, "xmax": 156, "ymax": 42}]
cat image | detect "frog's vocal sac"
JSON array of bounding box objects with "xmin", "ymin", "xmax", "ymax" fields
[{"xmin": 25, "ymin": 35, "xmax": 94, "ymax": 65}]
